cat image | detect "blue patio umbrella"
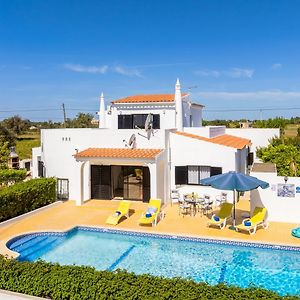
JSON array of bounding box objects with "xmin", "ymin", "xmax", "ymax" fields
[{"xmin": 201, "ymin": 171, "xmax": 269, "ymax": 227}]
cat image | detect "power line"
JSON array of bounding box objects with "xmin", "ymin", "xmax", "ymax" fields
[{"xmin": 204, "ymin": 107, "xmax": 300, "ymax": 112}]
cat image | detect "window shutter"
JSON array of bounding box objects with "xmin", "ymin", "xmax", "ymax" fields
[
  {"xmin": 210, "ymin": 167, "xmax": 222, "ymax": 177},
  {"xmin": 175, "ymin": 166, "xmax": 187, "ymax": 185}
]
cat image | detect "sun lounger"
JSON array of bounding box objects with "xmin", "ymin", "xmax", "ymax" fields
[
  {"xmin": 207, "ymin": 202, "xmax": 233, "ymax": 229},
  {"xmin": 139, "ymin": 199, "xmax": 162, "ymax": 226},
  {"xmin": 106, "ymin": 201, "xmax": 131, "ymax": 225},
  {"xmin": 235, "ymin": 207, "xmax": 268, "ymax": 235}
]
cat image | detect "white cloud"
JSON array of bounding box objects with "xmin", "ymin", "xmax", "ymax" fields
[
  {"xmin": 64, "ymin": 64, "xmax": 108, "ymax": 74},
  {"xmin": 271, "ymin": 63, "xmax": 282, "ymax": 70},
  {"xmin": 197, "ymin": 90, "xmax": 300, "ymax": 101},
  {"xmin": 113, "ymin": 65, "xmax": 142, "ymax": 77},
  {"xmin": 194, "ymin": 68, "xmax": 254, "ymax": 78},
  {"xmin": 226, "ymin": 68, "xmax": 254, "ymax": 78},
  {"xmin": 194, "ymin": 70, "xmax": 221, "ymax": 78}
]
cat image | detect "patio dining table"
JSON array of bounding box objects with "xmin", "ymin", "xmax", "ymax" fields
[{"xmin": 184, "ymin": 197, "xmax": 203, "ymax": 216}]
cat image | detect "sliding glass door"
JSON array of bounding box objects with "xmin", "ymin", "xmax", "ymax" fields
[{"xmin": 123, "ymin": 166, "xmax": 143, "ymax": 201}]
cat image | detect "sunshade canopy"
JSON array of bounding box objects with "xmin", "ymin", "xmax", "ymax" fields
[{"xmin": 200, "ymin": 171, "xmax": 269, "ymax": 192}]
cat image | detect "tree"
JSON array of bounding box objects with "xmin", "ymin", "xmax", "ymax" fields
[
  {"xmin": 0, "ymin": 142, "xmax": 9, "ymax": 170},
  {"xmin": 1, "ymin": 115, "xmax": 30, "ymax": 135},
  {"xmin": 257, "ymin": 144, "xmax": 300, "ymax": 176},
  {"xmin": 66, "ymin": 113, "xmax": 97, "ymax": 128},
  {"xmin": 0, "ymin": 125, "xmax": 16, "ymax": 147}
]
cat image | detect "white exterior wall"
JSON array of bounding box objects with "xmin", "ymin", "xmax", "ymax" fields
[
  {"xmin": 32, "ymin": 147, "xmax": 41, "ymax": 178},
  {"xmin": 39, "ymin": 128, "xmax": 167, "ymax": 203},
  {"xmin": 190, "ymin": 106, "xmax": 202, "ymax": 127},
  {"xmin": 250, "ymin": 171, "xmax": 300, "ymax": 223},
  {"xmin": 184, "ymin": 126, "xmax": 226, "ymax": 138},
  {"xmin": 182, "ymin": 101, "xmax": 191, "ymax": 127},
  {"xmin": 226, "ymin": 128, "xmax": 279, "ymax": 158},
  {"xmin": 110, "ymin": 104, "xmax": 176, "ymax": 130},
  {"xmin": 169, "ymin": 132, "xmax": 241, "ymax": 202}
]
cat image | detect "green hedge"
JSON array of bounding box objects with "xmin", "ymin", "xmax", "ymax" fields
[
  {"xmin": 0, "ymin": 256, "xmax": 298, "ymax": 300},
  {"xmin": 0, "ymin": 178, "xmax": 56, "ymax": 222},
  {"xmin": 0, "ymin": 169, "xmax": 27, "ymax": 186}
]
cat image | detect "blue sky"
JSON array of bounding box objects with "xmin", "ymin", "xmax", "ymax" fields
[{"xmin": 0, "ymin": 0, "xmax": 300, "ymax": 121}]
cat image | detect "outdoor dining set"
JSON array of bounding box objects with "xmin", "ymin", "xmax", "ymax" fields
[{"xmin": 171, "ymin": 190, "xmax": 228, "ymax": 217}]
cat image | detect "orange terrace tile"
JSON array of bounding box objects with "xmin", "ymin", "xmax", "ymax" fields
[
  {"xmin": 74, "ymin": 148, "xmax": 163, "ymax": 159},
  {"xmin": 0, "ymin": 199, "xmax": 299, "ymax": 259},
  {"xmin": 175, "ymin": 131, "xmax": 251, "ymax": 149},
  {"xmin": 112, "ymin": 93, "xmax": 188, "ymax": 104}
]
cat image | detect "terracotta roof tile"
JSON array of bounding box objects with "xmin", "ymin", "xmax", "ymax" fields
[
  {"xmin": 75, "ymin": 148, "xmax": 163, "ymax": 159},
  {"xmin": 175, "ymin": 131, "xmax": 251, "ymax": 149},
  {"xmin": 112, "ymin": 93, "xmax": 188, "ymax": 104}
]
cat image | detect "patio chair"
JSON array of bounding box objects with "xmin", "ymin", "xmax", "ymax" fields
[
  {"xmin": 215, "ymin": 192, "xmax": 227, "ymax": 207},
  {"xmin": 139, "ymin": 199, "xmax": 162, "ymax": 226},
  {"xmin": 207, "ymin": 202, "xmax": 233, "ymax": 229},
  {"xmin": 200, "ymin": 195, "xmax": 213, "ymax": 216},
  {"xmin": 106, "ymin": 201, "xmax": 131, "ymax": 225},
  {"xmin": 179, "ymin": 200, "xmax": 192, "ymax": 217},
  {"xmin": 235, "ymin": 207, "xmax": 268, "ymax": 235},
  {"xmin": 170, "ymin": 189, "xmax": 180, "ymax": 205}
]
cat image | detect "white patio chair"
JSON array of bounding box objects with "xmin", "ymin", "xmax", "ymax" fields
[
  {"xmin": 170, "ymin": 189, "xmax": 180, "ymax": 205},
  {"xmin": 215, "ymin": 192, "xmax": 227, "ymax": 207}
]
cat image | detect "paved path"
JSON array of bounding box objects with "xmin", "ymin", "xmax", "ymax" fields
[{"xmin": 0, "ymin": 290, "xmax": 46, "ymax": 300}]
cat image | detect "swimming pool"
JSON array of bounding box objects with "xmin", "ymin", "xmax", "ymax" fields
[{"xmin": 7, "ymin": 227, "xmax": 300, "ymax": 296}]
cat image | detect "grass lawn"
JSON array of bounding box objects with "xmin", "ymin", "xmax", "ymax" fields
[{"xmin": 16, "ymin": 133, "xmax": 40, "ymax": 159}]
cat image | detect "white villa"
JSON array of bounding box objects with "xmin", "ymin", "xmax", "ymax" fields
[{"xmin": 32, "ymin": 79, "xmax": 279, "ymax": 206}]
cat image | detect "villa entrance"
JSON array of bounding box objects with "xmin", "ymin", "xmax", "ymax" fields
[{"xmin": 91, "ymin": 165, "xmax": 150, "ymax": 202}]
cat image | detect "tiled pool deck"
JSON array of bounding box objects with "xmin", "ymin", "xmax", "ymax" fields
[{"xmin": 0, "ymin": 199, "xmax": 299, "ymax": 257}]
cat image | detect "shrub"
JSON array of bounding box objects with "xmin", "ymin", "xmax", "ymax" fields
[
  {"xmin": 0, "ymin": 178, "xmax": 56, "ymax": 222},
  {"xmin": 0, "ymin": 256, "xmax": 298, "ymax": 300},
  {"xmin": 0, "ymin": 169, "xmax": 27, "ymax": 186}
]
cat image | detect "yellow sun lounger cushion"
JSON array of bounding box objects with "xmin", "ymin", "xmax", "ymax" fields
[
  {"xmin": 207, "ymin": 202, "xmax": 233, "ymax": 229},
  {"xmin": 139, "ymin": 199, "xmax": 162, "ymax": 226},
  {"xmin": 106, "ymin": 201, "xmax": 131, "ymax": 225},
  {"xmin": 236, "ymin": 207, "xmax": 268, "ymax": 235}
]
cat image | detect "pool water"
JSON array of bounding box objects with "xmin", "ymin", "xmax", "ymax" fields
[{"xmin": 8, "ymin": 227, "xmax": 300, "ymax": 296}]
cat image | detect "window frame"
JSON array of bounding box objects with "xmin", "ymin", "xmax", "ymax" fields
[
  {"xmin": 175, "ymin": 165, "xmax": 222, "ymax": 186},
  {"xmin": 118, "ymin": 114, "xmax": 160, "ymax": 129}
]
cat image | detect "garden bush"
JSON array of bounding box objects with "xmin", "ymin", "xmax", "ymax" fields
[
  {"xmin": 0, "ymin": 177, "xmax": 56, "ymax": 221},
  {"xmin": 0, "ymin": 169, "xmax": 27, "ymax": 186},
  {"xmin": 0, "ymin": 256, "xmax": 298, "ymax": 300}
]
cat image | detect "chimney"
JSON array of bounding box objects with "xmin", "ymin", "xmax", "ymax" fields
[
  {"xmin": 175, "ymin": 78, "xmax": 183, "ymax": 131},
  {"xmin": 99, "ymin": 92, "xmax": 106, "ymax": 128}
]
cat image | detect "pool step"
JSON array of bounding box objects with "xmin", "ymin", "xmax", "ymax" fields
[
  {"xmin": 9, "ymin": 235, "xmax": 39, "ymax": 250},
  {"xmin": 18, "ymin": 237, "xmax": 60, "ymax": 260},
  {"xmin": 13, "ymin": 236, "xmax": 49, "ymax": 253}
]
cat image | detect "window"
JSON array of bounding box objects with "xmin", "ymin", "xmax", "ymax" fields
[
  {"xmin": 118, "ymin": 114, "xmax": 160, "ymax": 129},
  {"xmin": 118, "ymin": 115, "xmax": 133, "ymax": 129},
  {"xmin": 175, "ymin": 165, "xmax": 222, "ymax": 185}
]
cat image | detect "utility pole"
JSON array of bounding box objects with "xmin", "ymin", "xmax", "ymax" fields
[
  {"xmin": 62, "ymin": 103, "xmax": 67, "ymax": 127},
  {"xmin": 259, "ymin": 109, "xmax": 263, "ymax": 121}
]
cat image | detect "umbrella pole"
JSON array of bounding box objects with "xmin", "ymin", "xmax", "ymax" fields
[
  {"xmin": 233, "ymin": 190, "xmax": 236, "ymax": 227},
  {"xmin": 229, "ymin": 190, "xmax": 236, "ymax": 230}
]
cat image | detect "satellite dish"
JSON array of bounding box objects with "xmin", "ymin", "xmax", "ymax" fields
[
  {"xmin": 137, "ymin": 113, "xmax": 155, "ymax": 140},
  {"xmin": 145, "ymin": 113, "xmax": 153, "ymax": 130},
  {"xmin": 128, "ymin": 134, "xmax": 136, "ymax": 148},
  {"xmin": 123, "ymin": 134, "xmax": 136, "ymax": 148}
]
